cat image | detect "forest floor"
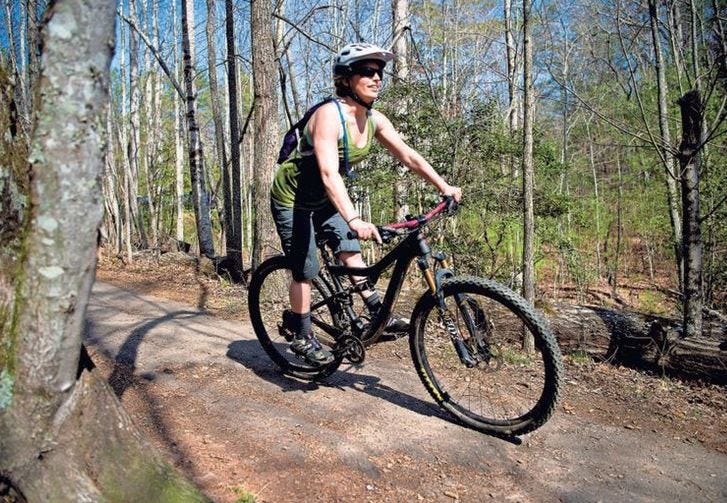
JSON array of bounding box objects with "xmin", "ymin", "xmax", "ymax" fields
[{"xmin": 88, "ymin": 251, "xmax": 727, "ymax": 502}]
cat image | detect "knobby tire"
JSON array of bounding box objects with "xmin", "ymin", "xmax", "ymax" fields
[
  {"xmin": 248, "ymin": 255, "xmax": 343, "ymax": 380},
  {"xmin": 410, "ymin": 276, "xmax": 563, "ymax": 436}
]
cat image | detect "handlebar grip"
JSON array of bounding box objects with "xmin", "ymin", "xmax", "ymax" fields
[
  {"xmin": 348, "ymin": 228, "xmax": 394, "ymax": 244},
  {"xmin": 444, "ymin": 195, "xmax": 460, "ymax": 213}
]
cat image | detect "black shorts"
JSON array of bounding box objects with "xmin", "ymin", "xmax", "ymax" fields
[{"xmin": 270, "ymin": 199, "xmax": 361, "ymax": 281}]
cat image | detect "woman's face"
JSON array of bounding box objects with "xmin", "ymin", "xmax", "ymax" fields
[{"xmin": 348, "ymin": 61, "xmax": 383, "ymax": 103}]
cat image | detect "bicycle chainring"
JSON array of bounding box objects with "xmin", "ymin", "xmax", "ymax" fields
[{"xmin": 341, "ymin": 335, "xmax": 366, "ymax": 364}]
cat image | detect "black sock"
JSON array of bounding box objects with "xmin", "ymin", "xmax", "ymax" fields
[
  {"xmin": 289, "ymin": 311, "xmax": 311, "ymax": 338},
  {"xmin": 364, "ymin": 291, "xmax": 382, "ymax": 315}
]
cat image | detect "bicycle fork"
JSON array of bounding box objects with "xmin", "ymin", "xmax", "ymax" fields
[{"xmin": 418, "ymin": 250, "xmax": 479, "ymax": 368}]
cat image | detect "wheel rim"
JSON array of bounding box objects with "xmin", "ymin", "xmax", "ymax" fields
[
  {"xmin": 253, "ymin": 261, "xmax": 341, "ymax": 375},
  {"xmin": 417, "ymin": 288, "xmax": 555, "ymax": 429}
]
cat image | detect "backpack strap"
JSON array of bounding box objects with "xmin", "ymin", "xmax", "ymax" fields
[
  {"xmin": 277, "ymin": 97, "xmax": 335, "ymax": 164},
  {"xmin": 331, "ymin": 99, "xmax": 351, "ymax": 177}
]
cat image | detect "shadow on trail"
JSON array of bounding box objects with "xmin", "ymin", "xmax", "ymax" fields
[
  {"xmin": 84, "ymin": 308, "xmax": 211, "ymax": 495},
  {"xmin": 98, "ymin": 310, "xmax": 202, "ymax": 397},
  {"xmin": 226, "ymin": 339, "xmax": 451, "ymax": 423}
]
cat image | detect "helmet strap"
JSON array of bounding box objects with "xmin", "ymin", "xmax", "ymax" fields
[{"xmin": 347, "ymin": 89, "xmax": 374, "ymax": 110}]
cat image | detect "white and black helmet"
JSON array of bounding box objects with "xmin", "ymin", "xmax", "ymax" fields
[{"xmin": 334, "ymin": 43, "xmax": 394, "ymax": 76}]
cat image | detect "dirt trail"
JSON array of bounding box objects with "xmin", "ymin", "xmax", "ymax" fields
[{"xmin": 85, "ymin": 281, "xmax": 726, "ymax": 502}]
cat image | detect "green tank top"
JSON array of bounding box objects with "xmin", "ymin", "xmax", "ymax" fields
[{"xmin": 270, "ymin": 108, "xmax": 376, "ymax": 210}]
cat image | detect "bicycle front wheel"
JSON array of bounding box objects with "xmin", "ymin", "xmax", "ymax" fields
[
  {"xmin": 410, "ymin": 276, "xmax": 563, "ymax": 436},
  {"xmin": 248, "ymin": 255, "xmax": 343, "ymax": 380}
]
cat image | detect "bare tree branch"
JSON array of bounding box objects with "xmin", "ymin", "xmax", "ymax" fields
[
  {"xmin": 273, "ymin": 10, "xmax": 336, "ymax": 52},
  {"xmin": 119, "ymin": 10, "xmax": 185, "ymax": 101},
  {"xmin": 615, "ymin": 0, "xmax": 675, "ymax": 162}
]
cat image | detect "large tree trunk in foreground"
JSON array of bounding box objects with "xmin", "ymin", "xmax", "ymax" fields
[
  {"xmin": 0, "ymin": 1, "xmax": 207, "ymax": 500},
  {"xmin": 549, "ymin": 305, "xmax": 726, "ymax": 383}
]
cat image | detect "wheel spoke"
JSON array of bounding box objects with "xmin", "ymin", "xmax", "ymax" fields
[
  {"xmin": 248, "ymin": 257, "xmax": 343, "ymax": 379},
  {"xmin": 412, "ymin": 277, "xmax": 563, "ymax": 435}
]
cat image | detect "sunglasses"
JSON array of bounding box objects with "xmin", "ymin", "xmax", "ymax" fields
[{"xmin": 353, "ymin": 66, "xmax": 384, "ymax": 79}]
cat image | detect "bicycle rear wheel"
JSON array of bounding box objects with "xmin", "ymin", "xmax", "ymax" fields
[
  {"xmin": 248, "ymin": 255, "xmax": 344, "ymax": 380},
  {"xmin": 410, "ymin": 276, "xmax": 563, "ymax": 436}
]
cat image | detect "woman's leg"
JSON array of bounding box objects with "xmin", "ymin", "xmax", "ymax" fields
[
  {"xmin": 271, "ymin": 201, "xmax": 332, "ymax": 364},
  {"xmin": 289, "ymin": 279, "xmax": 311, "ymax": 313},
  {"xmin": 337, "ymin": 250, "xmax": 408, "ymax": 334}
]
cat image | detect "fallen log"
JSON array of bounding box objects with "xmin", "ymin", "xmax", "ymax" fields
[{"xmin": 547, "ymin": 304, "xmax": 727, "ymax": 384}]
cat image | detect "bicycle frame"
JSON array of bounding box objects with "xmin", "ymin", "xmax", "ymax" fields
[
  {"xmin": 312, "ymin": 226, "xmax": 439, "ymax": 342},
  {"xmin": 311, "ymin": 198, "xmax": 490, "ymax": 368}
]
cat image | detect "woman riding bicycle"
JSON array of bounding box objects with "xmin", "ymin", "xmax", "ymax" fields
[{"xmin": 270, "ymin": 42, "xmax": 462, "ymax": 366}]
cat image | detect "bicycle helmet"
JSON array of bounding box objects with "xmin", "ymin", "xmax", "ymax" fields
[
  {"xmin": 334, "ymin": 43, "xmax": 394, "ymax": 109},
  {"xmin": 334, "ymin": 43, "xmax": 394, "ymax": 77}
]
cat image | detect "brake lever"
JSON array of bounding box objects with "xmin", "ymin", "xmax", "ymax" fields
[
  {"xmin": 378, "ymin": 226, "xmax": 396, "ymax": 244},
  {"xmin": 444, "ymin": 195, "xmax": 460, "ymax": 214}
]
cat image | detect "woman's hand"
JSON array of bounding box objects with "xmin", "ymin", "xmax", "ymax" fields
[
  {"xmin": 349, "ymin": 218, "xmax": 382, "ymax": 244},
  {"xmin": 441, "ymin": 184, "xmax": 462, "ymax": 202}
]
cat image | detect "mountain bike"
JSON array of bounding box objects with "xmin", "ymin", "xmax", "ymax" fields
[{"xmin": 247, "ymin": 197, "xmax": 564, "ymax": 436}]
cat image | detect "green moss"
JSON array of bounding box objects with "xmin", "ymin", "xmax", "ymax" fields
[
  {"xmin": 0, "ymin": 59, "xmax": 31, "ymax": 392},
  {"xmin": 99, "ymin": 452, "xmax": 210, "ymax": 503},
  {"xmin": 500, "ymin": 348, "xmax": 535, "ymax": 367},
  {"xmin": 231, "ymin": 486, "xmax": 257, "ymax": 503},
  {"xmin": 0, "ymin": 368, "xmax": 13, "ymax": 409},
  {"xmin": 567, "ymin": 351, "xmax": 593, "ymax": 366}
]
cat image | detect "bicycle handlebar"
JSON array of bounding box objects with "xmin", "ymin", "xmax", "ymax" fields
[
  {"xmin": 346, "ymin": 196, "xmax": 459, "ymax": 243},
  {"xmin": 385, "ymin": 196, "xmax": 457, "ymax": 230}
]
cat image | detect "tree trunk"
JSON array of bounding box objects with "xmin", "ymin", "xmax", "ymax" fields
[
  {"xmin": 665, "ymin": 0, "xmax": 686, "ymax": 94},
  {"xmin": 505, "ymin": 0, "xmax": 519, "ymax": 179},
  {"xmin": 689, "ymin": 0, "xmax": 700, "ymax": 86},
  {"xmin": 648, "ymin": 0, "xmax": 684, "ymax": 292},
  {"xmin": 274, "ymin": 2, "xmax": 293, "ymax": 127},
  {"xmin": 586, "ymin": 117, "xmax": 602, "ymax": 278},
  {"xmin": 226, "ymin": 0, "xmax": 243, "ymax": 277},
  {"xmin": 128, "ymin": 0, "xmax": 148, "ymax": 249},
  {"xmin": 250, "ymin": 0, "xmax": 279, "ymax": 269},
  {"xmin": 285, "ymin": 50, "xmax": 302, "ymax": 119},
  {"xmin": 181, "ymin": 0, "xmax": 215, "ymax": 258},
  {"xmin": 18, "ymin": 0, "xmax": 30, "ymax": 129},
  {"xmin": 103, "ymin": 109, "xmax": 122, "ymax": 253},
  {"xmin": 144, "ymin": 0, "xmax": 161, "ymax": 250},
  {"xmin": 0, "ymin": 1, "xmax": 207, "ymax": 499},
  {"xmin": 610, "ymin": 153, "xmax": 625, "ymax": 298},
  {"xmin": 206, "ymin": 0, "xmax": 231, "ymax": 258},
  {"xmin": 521, "ymin": 0, "xmax": 535, "ymax": 354},
  {"xmin": 118, "ymin": 5, "xmax": 134, "ymax": 262},
  {"xmin": 392, "ymin": 0, "xmax": 411, "ymax": 222},
  {"xmin": 678, "ymin": 90, "xmax": 703, "ymax": 338},
  {"xmin": 24, "ymin": 0, "xmax": 40, "ymax": 112},
  {"xmin": 4, "ymin": 0, "xmax": 28, "ymax": 140},
  {"xmin": 172, "ymin": 0, "xmax": 185, "ymax": 245},
  {"xmin": 549, "ymin": 305, "xmax": 726, "ymax": 383}
]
